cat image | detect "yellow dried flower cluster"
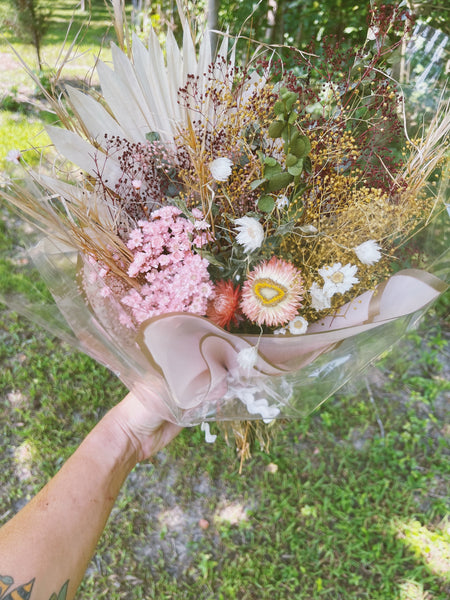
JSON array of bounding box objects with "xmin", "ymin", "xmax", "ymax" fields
[{"xmin": 177, "ymin": 78, "xmax": 279, "ymax": 224}]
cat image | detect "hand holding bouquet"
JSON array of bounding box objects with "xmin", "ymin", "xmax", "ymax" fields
[{"xmin": 3, "ymin": 3, "xmax": 448, "ymax": 448}]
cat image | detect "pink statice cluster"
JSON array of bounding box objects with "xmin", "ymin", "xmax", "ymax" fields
[{"xmin": 121, "ymin": 206, "xmax": 214, "ymax": 324}]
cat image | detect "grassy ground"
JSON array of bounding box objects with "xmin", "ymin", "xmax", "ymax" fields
[{"xmin": 1, "ymin": 2, "xmax": 449, "ymax": 599}]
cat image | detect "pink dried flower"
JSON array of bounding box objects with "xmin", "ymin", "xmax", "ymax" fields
[
  {"xmin": 207, "ymin": 280, "xmax": 241, "ymax": 329},
  {"xmin": 241, "ymin": 257, "xmax": 304, "ymax": 327},
  {"xmin": 121, "ymin": 207, "xmax": 214, "ymax": 324}
]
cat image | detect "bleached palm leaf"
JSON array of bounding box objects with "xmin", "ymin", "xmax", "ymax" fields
[
  {"xmin": 165, "ymin": 28, "xmax": 184, "ymax": 104},
  {"xmin": 214, "ymin": 33, "xmax": 231, "ymax": 84},
  {"xmin": 66, "ymin": 85, "xmax": 126, "ymax": 143},
  {"xmin": 182, "ymin": 25, "xmax": 198, "ymax": 86},
  {"xmin": 197, "ymin": 31, "xmax": 213, "ymax": 88},
  {"xmin": 46, "ymin": 126, "xmax": 123, "ymax": 186},
  {"xmin": 97, "ymin": 57, "xmax": 150, "ymax": 144},
  {"xmin": 132, "ymin": 33, "xmax": 179, "ymax": 142},
  {"xmin": 49, "ymin": 17, "xmax": 265, "ymax": 177}
]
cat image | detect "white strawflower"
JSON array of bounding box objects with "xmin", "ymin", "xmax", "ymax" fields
[
  {"xmin": 309, "ymin": 282, "xmax": 333, "ymax": 310},
  {"xmin": 353, "ymin": 240, "xmax": 382, "ymax": 265},
  {"xmin": 237, "ymin": 346, "xmax": 259, "ymax": 373},
  {"xmin": 319, "ymin": 262, "xmax": 359, "ymax": 295},
  {"xmin": 288, "ymin": 316, "xmax": 308, "ymax": 335},
  {"xmin": 6, "ymin": 149, "xmax": 21, "ymax": 164},
  {"xmin": 210, "ymin": 157, "xmax": 233, "ymax": 182},
  {"xmin": 234, "ymin": 216, "xmax": 264, "ymax": 253}
]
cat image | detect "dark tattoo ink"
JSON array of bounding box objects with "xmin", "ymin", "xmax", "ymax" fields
[
  {"xmin": 0, "ymin": 575, "xmax": 34, "ymax": 599},
  {"xmin": 0, "ymin": 575, "xmax": 69, "ymax": 600}
]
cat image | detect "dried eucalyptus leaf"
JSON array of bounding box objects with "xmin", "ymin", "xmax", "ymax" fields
[
  {"xmin": 268, "ymin": 120, "xmax": 285, "ymax": 138},
  {"xmin": 250, "ymin": 178, "xmax": 266, "ymax": 190},
  {"xmin": 258, "ymin": 195, "xmax": 275, "ymax": 213},
  {"xmin": 267, "ymin": 171, "xmax": 294, "ymax": 192}
]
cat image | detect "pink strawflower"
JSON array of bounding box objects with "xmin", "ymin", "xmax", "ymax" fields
[{"xmin": 241, "ymin": 257, "xmax": 304, "ymax": 327}]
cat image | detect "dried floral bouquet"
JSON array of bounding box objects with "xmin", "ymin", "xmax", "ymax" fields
[{"xmin": 3, "ymin": 3, "xmax": 449, "ymax": 449}]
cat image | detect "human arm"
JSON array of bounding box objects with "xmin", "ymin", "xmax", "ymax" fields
[{"xmin": 0, "ymin": 392, "xmax": 181, "ymax": 600}]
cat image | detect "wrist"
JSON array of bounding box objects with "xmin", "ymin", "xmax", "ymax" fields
[
  {"xmin": 106, "ymin": 393, "xmax": 182, "ymax": 462},
  {"xmin": 85, "ymin": 406, "xmax": 140, "ymax": 476}
]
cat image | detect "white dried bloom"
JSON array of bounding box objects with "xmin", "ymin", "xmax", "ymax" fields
[
  {"xmin": 209, "ymin": 157, "xmax": 233, "ymax": 182},
  {"xmin": 200, "ymin": 422, "xmax": 217, "ymax": 443},
  {"xmin": 367, "ymin": 26, "xmax": 379, "ymax": 41},
  {"xmin": 309, "ymin": 282, "xmax": 333, "ymax": 310},
  {"xmin": 288, "ymin": 316, "xmax": 308, "ymax": 335},
  {"xmin": 273, "ymin": 327, "xmax": 287, "ymax": 335},
  {"xmin": 319, "ymin": 262, "xmax": 359, "ymax": 295},
  {"xmin": 237, "ymin": 346, "xmax": 259, "ymax": 373},
  {"xmin": 276, "ymin": 194, "xmax": 289, "ymax": 209},
  {"xmin": 353, "ymin": 240, "xmax": 382, "ymax": 265},
  {"xmin": 319, "ymin": 82, "xmax": 335, "ymax": 104},
  {"xmin": 234, "ymin": 216, "xmax": 264, "ymax": 253},
  {"xmin": 6, "ymin": 149, "xmax": 21, "ymax": 164}
]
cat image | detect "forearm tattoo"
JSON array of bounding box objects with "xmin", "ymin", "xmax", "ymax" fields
[{"xmin": 0, "ymin": 575, "xmax": 69, "ymax": 600}]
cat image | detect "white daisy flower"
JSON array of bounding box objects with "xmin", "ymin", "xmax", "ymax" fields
[
  {"xmin": 309, "ymin": 282, "xmax": 333, "ymax": 310},
  {"xmin": 319, "ymin": 262, "xmax": 359, "ymax": 295},
  {"xmin": 234, "ymin": 216, "xmax": 264, "ymax": 253},
  {"xmin": 210, "ymin": 157, "xmax": 233, "ymax": 182},
  {"xmin": 353, "ymin": 240, "xmax": 382, "ymax": 265},
  {"xmin": 288, "ymin": 316, "xmax": 308, "ymax": 335}
]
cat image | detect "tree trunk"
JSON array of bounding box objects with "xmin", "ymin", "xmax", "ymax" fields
[
  {"xmin": 265, "ymin": 0, "xmax": 284, "ymax": 45},
  {"xmin": 207, "ymin": 0, "xmax": 219, "ymax": 55}
]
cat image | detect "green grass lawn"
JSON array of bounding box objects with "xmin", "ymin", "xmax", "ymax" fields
[{"xmin": 0, "ymin": 2, "xmax": 449, "ymax": 598}]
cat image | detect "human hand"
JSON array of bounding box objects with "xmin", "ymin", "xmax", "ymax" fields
[{"xmin": 108, "ymin": 390, "xmax": 182, "ymax": 463}]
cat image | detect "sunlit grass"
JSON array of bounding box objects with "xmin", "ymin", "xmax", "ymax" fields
[
  {"xmin": 398, "ymin": 579, "xmax": 432, "ymax": 600},
  {"xmin": 0, "ymin": 110, "xmax": 51, "ymax": 169},
  {"xmin": 394, "ymin": 519, "xmax": 450, "ymax": 580}
]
